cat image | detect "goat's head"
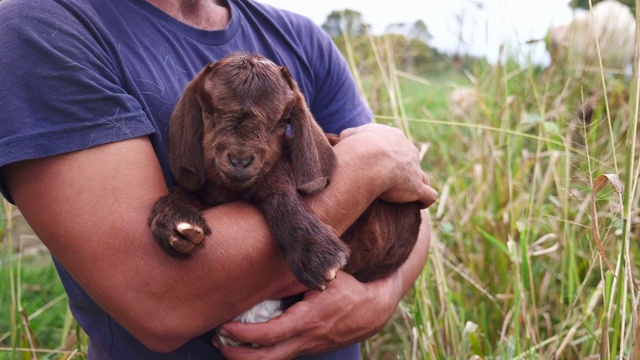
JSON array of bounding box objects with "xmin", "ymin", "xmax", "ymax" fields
[{"xmin": 168, "ymin": 52, "xmax": 336, "ymax": 193}]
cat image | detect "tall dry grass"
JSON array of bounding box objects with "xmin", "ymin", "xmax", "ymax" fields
[
  {"xmin": 1, "ymin": 3, "xmax": 640, "ymax": 359},
  {"xmin": 353, "ymin": 3, "xmax": 640, "ymax": 359}
]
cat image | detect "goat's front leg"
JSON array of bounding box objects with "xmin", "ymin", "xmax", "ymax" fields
[
  {"xmin": 148, "ymin": 188, "xmax": 211, "ymax": 257},
  {"xmin": 256, "ymin": 182, "xmax": 350, "ymax": 291}
]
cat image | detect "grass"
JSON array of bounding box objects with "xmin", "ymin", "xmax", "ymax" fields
[
  {"xmin": 2, "ymin": 7, "xmax": 640, "ymax": 360},
  {"xmin": 352, "ymin": 20, "xmax": 640, "ymax": 360},
  {"xmin": 0, "ymin": 202, "xmax": 87, "ymax": 359}
]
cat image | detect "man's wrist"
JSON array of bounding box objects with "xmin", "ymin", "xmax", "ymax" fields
[{"xmin": 332, "ymin": 136, "xmax": 390, "ymax": 198}]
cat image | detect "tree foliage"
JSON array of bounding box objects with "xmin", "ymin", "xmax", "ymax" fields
[
  {"xmin": 382, "ymin": 21, "xmax": 438, "ymax": 75},
  {"xmin": 321, "ymin": 9, "xmax": 370, "ymax": 38},
  {"xmin": 385, "ymin": 20, "xmax": 432, "ymax": 45},
  {"xmin": 322, "ymin": 10, "xmax": 444, "ymax": 76},
  {"xmin": 569, "ymin": 0, "xmax": 635, "ymax": 11}
]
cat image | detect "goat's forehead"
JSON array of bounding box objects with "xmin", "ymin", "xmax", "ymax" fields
[
  {"xmin": 213, "ymin": 107, "xmax": 284, "ymax": 130},
  {"xmin": 212, "ymin": 80, "xmax": 292, "ymax": 102},
  {"xmin": 214, "ymin": 71, "xmax": 292, "ymax": 98},
  {"xmin": 209, "ymin": 90, "xmax": 292, "ymax": 120},
  {"xmin": 251, "ymin": 58, "xmax": 277, "ymax": 67},
  {"xmin": 226, "ymin": 55, "xmax": 279, "ymax": 72}
]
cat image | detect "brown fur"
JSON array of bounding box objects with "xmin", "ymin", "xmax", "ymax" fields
[{"xmin": 148, "ymin": 52, "xmax": 421, "ymax": 290}]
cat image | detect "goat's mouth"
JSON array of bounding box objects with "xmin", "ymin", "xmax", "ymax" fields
[
  {"xmin": 212, "ymin": 150, "xmax": 266, "ymax": 190},
  {"xmin": 218, "ymin": 168, "xmax": 259, "ymax": 189}
]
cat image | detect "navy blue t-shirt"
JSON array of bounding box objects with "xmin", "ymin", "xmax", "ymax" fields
[{"xmin": 0, "ymin": 0, "xmax": 372, "ymax": 358}]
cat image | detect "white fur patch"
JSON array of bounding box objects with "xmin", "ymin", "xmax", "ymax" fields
[
  {"xmin": 234, "ymin": 299, "xmax": 283, "ymax": 324},
  {"xmin": 216, "ymin": 299, "xmax": 283, "ymax": 347}
]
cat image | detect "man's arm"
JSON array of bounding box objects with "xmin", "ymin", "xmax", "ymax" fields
[
  {"xmin": 2, "ymin": 124, "xmax": 436, "ymax": 353},
  {"xmin": 3, "ymin": 137, "xmax": 288, "ymax": 352}
]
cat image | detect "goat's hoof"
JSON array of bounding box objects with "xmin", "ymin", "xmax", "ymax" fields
[
  {"xmin": 216, "ymin": 331, "xmax": 242, "ymax": 348},
  {"xmin": 176, "ymin": 222, "xmax": 205, "ymax": 244},
  {"xmin": 150, "ymin": 213, "xmax": 210, "ymax": 258},
  {"xmin": 295, "ymin": 247, "xmax": 348, "ymax": 292},
  {"xmin": 317, "ymin": 252, "xmax": 347, "ymax": 291},
  {"xmin": 168, "ymin": 238, "xmax": 196, "ymax": 254},
  {"xmin": 168, "ymin": 222, "xmax": 205, "ymax": 254},
  {"xmin": 324, "ymin": 266, "xmax": 340, "ymax": 283}
]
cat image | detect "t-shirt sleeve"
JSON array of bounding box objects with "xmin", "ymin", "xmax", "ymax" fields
[
  {"xmin": 301, "ymin": 20, "xmax": 373, "ymax": 134},
  {"xmin": 0, "ymin": 0, "xmax": 156, "ymax": 201}
]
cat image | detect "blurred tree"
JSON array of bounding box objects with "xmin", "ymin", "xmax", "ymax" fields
[
  {"xmin": 408, "ymin": 20, "xmax": 432, "ymax": 45},
  {"xmin": 385, "ymin": 20, "xmax": 433, "ymax": 44},
  {"xmin": 383, "ymin": 20, "xmax": 435, "ymax": 74},
  {"xmin": 569, "ymin": 0, "xmax": 635, "ymax": 12},
  {"xmin": 320, "ymin": 8, "xmax": 481, "ymax": 115},
  {"xmin": 321, "ymin": 9, "xmax": 370, "ymax": 38}
]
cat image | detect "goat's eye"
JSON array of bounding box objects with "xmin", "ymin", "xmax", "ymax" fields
[{"xmin": 285, "ymin": 122, "xmax": 293, "ymax": 137}]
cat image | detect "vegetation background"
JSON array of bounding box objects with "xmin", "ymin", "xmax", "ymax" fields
[{"xmin": 2, "ymin": 0, "xmax": 640, "ymax": 359}]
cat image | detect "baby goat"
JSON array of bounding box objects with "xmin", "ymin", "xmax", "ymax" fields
[{"xmin": 148, "ymin": 52, "xmax": 422, "ymax": 340}]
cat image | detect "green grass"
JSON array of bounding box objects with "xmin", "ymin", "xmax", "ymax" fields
[
  {"xmin": 0, "ymin": 203, "xmax": 87, "ymax": 359},
  {"xmin": 352, "ymin": 31, "xmax": 640, "ymax": 359},
  {"xmin": 2, "ymin": 16, "xmax": 640, "ymax": 360}
]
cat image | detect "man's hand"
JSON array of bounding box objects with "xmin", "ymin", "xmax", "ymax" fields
[
  {"xmin": 212, "ymin": 272, "xmax": 391, "ymax": 360},
  {"xmin": 213, "ymin": 214, "xmax": 433, "ymax": 359},
  {"xmin": 337, "ymin": 124, "xmax": 438, "ymax": 208}
]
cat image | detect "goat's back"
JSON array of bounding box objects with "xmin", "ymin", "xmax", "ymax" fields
[{"xmin": 342, "ymin": 200, "xmax": 422, "ymax": 283}]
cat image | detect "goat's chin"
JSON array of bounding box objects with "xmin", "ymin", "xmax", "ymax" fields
[{"xmin": 220, "ymin": 175, "xmax": 257, "ymax": 191}]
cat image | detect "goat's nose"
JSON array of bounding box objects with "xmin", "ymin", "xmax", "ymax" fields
[{"xmin": 228, "ymin": 154, "xmax": 254, "ymax": 168}]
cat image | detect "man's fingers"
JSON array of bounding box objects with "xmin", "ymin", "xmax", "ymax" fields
[
  {"xmin": 214, "ymin": 313, "xmax": 308, "ymax": 360},
  {"xmin": 214, "ymin": 336, "xmax": 300, "ymax": 360},
  {"xmin": 421, "ymin": 171, "xmax": 431, "ymax": 186},
  {"xmin": 217, "ymin": 306, "xmax": 304, "ymax": 346},
  {"xmin": 420, "ymin": 173, "xmax": 438, "ymax": 209},
  {"xmin": 422, "ymin": 185, "xmax": 438, "ymax": 208},
  {"xmin": 422, "ymin": 186, "xmax": 438, "ymax": 208}
]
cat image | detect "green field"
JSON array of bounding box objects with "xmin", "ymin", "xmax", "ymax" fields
[{"xmin": 2, "ymin": 32, "xmax": 640, "ymax": 360}]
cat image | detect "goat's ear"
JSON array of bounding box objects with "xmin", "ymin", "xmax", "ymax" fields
[
  {"xmin": 281, "ymin": 66, "xmax": 337, "ymax": 194},
  {"xmin": 168, "ymin": 66, "xmax": 213, "ymax": 191}
]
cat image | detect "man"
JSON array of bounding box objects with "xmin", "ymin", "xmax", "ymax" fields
[{"xmin": 0, "ymin": 0, "xmax": 437, "ymax": 358}]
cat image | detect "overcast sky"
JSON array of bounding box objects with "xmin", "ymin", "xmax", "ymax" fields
[{"xmin": 257, "ymin": 0, "xmax": 577, "ymax": 64}]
